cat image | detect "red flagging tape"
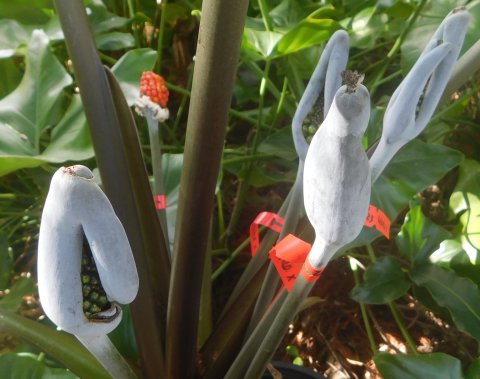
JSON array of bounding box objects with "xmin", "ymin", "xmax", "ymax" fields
[
  {"xmin": 364, "ymin": 205, "xmax": 391, "ymax": 239},
  {"xmin": 269, "ymin": 234, "xmax": 312, "ymax": 291},
  {"xmin": 154, "ymin": 195, "xmax": 167, "ymax": 210},
  {"xmin": 250, "ymin": 212, "xmax": 284, "ymax": 256}
]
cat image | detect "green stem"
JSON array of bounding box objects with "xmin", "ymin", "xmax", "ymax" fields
[
  {"xmin": 211, "ymin": 235, "xmax": 251, "ymax": 280},
  {"xmin": 156, "ymin": 0, "xmax": 168, "ymax": 72},
  {"xmin": 258, "ymin": 0, "xmax": 273, "ymax": 31},
  {"xmin": 216, "ymin": 191, "xmax": 226, "ymax": 241},
  {"xmin": 388, "ymin": 301, "xmax": 418, "ymax": 355},
  {"xmin": 165, "ymin": 0, "xmax": 249, "ymax": 377},
  {"xmin": 146, "ymin": 112, "xmax": 171, "ymax": 256},
  {"xmin": 172, "ymin": 65, "xmax": 194, "ymax": 135},
  {"xmin": 350, "ymin": 257, "xmax": 376, "ymax": 354},
  {"xmin": 367, "ymin": 245, "xmax": 417, "ymax": 354}
]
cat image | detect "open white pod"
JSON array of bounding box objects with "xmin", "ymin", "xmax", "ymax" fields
[
  {"xmin": 303, "ymin": 82, "xmax": 372, "ymax": 268},
  {"xmin": 38, "ymin": 165, "xmax": 139, "ymax": 337}
]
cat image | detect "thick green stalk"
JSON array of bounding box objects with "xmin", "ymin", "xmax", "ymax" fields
[
  {"xmin": 54, "ymin": 2, "xmax": 169, "ymax": 377},
  {"xmin": 165, "ymin": 1, "xmax": 249, "ymax": 378}
]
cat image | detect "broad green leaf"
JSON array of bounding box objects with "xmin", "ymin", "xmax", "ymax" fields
[
  {"xmin": 450, "ymin": 159, "xmax": 480, "ymax": 263},
  {"xmin": 95, "ymin": 32, "xmax": 135, "ymax": 51},
  {"xmin": 87, "ymin": 0, "xmax": 129, "ymax": 34},
  {"xmin": 270, "ymin": 2, "xmax": 335, "ymax": 30},
  {"xmin": 111, "ymin": 48, "xmax": 158, "ymax": 106},
  {"xmin": 350, "ymin": 256, "xmax": 410, "ymax": 304},
  {"xmin": 0, "ymin": 30, "xmax": 71, "ymax": 143},
  {"xmin": 396, "ymin": 204, "xmax": 451, "ymax": 264},
  {"xmin": 430, "ymin": 239, "xmax": 464, "ymax": 265},
  {"xmin": 0, "ymin": 0, "xmax": 52, "ymax": 24},
  {"xmin": 0, "ymin": 309, "xmax": 110, "ymax": 378},
  {"xmin": 40, "ymin": 95, "xmax": 94, "ymax": 163},
  {"xmin": 349, "ymin": 6, "xmax": 381, "ymax": 49},
  {"xmin": 276, "ymin": 18, "xmax": 340, "ymax": 56},
  {"xmin": 0, "ymin": 20, "xmax": 32, "ymax": 58},
  {"xmin": 0, "ymin": 352, "xmax": 77, "ymax": 379},
  {"xmin": 257, "ymin": 127, "xmax": 297, "ymax": 162},
  {"xmin": 451, "ymin": 251, "xmax": 480, "ymax": 288},
  {"xmin": 374, "ymin": 352, "xmax": 462, "ymax": 379},
  {"xmin": 0, "ymin": 30, "xmax": 73, "ymax": 176},
  {"xmin": 242, "ymin": 29, "xmax": 283, "ymax": 59},
  {"xmin": 466, "ymin": 357, "xmax": 480, "ymax": 379},
  {"xmin": 109, "ymin": 305, "xmax": 139, "ymax": 360},
  {"xmin": 353, "ymin": 140, "xmax": 463, "ymax": 246},
  {"xmin": 0, "ymin": 276, "xmax": 35, "ymax": 311},
  {"xmin": 410, "ymin": 263, "xmax": 480, "ymax": 340}
]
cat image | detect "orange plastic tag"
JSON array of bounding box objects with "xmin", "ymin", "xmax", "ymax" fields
[
  {"xmin": 364, "ymin": 205, "xmax": 390, "ymax": 239},
  {"xmin": 250, "ymin": 212, "xmax": 284, "ymax": 256},
  {"xmin": 269, "ymin": 234, "xmax": 311, "ymax": 291},
  {"xmin": 154, "ymin": 195, "xmax": 167, "ymax": 210},
  {"xmin": 300, "ymin": 259, "xmax": 324, "ymax": 282}
]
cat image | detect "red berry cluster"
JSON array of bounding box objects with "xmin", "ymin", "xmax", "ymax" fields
[{"xmin": 140, "ymin": 71, "xmax": 169, "ymax": 108}]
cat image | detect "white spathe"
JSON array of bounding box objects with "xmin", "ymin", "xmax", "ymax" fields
[
  {"xmin": 303, "ymin": 84, "xmax": 371, "ymax": 268},
  {"xmin": 38, "ymin": 165, "xmax": 139, "ymax": 337}
]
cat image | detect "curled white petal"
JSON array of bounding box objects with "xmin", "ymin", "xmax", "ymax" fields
[
  {"xmin": 303, "ymin": 85, "xmax": 371, "ymax": 267},
  {"xmin": 38, "ymin": 165, "xmax": 139, "ymax": 337}
]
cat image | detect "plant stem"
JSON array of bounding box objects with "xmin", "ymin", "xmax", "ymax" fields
[
  {"xmin": 156, "ymin": 0, "xmax": 168, "ymax": 72},
  {"xmin": 366, "ymin": 245, "xmax": 418, "ymax": 354},
  {"xmin": 165, "ymin": 0, "xmax": 249, "ymax": 377},
  {"xmin": 211, "ymin": 235, "xmax": 251, "ymax": 280},
  {"xmin": 76, "ymin": 334, "xmax": 137, "ymax": 379},
  {"xmin": 349, "ymin": 257, "xmax": 376, "ymax": 354},
  {"xmin": 146, "ymin": 112, "xmax": 170, "ymax": 256},
  {"xmin": 258, "ymin": 0, "xmax": 273, "ymax": 31},
  {"xmin": 388, "ymin": 301, "xmax": 418, "ymax": 355}
]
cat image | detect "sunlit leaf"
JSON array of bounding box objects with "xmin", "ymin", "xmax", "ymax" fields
[
  {"xmin": 111, "ymin": 48, "xmax": 158, "ymax": 106},
  {"xmin": 374, "ymin": 352, "xmax": 462, "ymax": 379},
  {"xmin": 353, "ymin": 140, "xmax": 463, "ymax": 246},
  {"xmin": 351, "ymin": 256, "xmax": 410, "ymax": 304},
  {"xmin": 396, "ymin": 204, "xmax": 451, "ymax": 263},
  {"xmin": 242, "ymin": 29, "xmax": 282, "ymax": 59},
  {"xmin": 410, "ymin": 263, "xmax": 480, "ymax": 340},
  {"xmin": 276, "ymin": 18, "xmax": 339, "ymax": 56},
  {"xmin": 450, "ymin": 159, "xmax": 480, "ymax": 263}
]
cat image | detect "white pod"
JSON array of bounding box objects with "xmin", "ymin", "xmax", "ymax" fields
[
  {"xmin": 303, "ymin": 83, "xmax": 372, "ymax": 268},
  {"xmin": 38, "ymin": 165, "xmax": 139, "ymax": 337},
  {"xmin": 370, "ymin": 8, "xmax": 470, "ymax": 182}
]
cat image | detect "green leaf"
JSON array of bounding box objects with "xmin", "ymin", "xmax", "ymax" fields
[
  {"xmin": 374, "ymin": 352, "xmax": 462, "ymax": 379},
  {"xmin": 257, "ymin": 127, "xmax": 297, "ymax": 162},
  {"xmin": 242, "ymin": 29, "xmax": 282, "ymax": 59},
  {"xmin": 95, "ymin": 32, "xmax": 135, "ymax": 51},
  {"xmin": 0, "ymin": 352, "xmax": 77, "ymax": 379},
  {"xmin": 0, "ymin": 20, "xmax": 32, "ymax": 58},
  {"xmin": 0, "ymin": 276, "xmax": 35, "ymax": 311},
  {"xmin": 353, "ymin": 140, "xmax": 463, "ymax": 246},
  {"xmin": 40, "ymin": 95, "xmax": 94, "ymax": 163},
  {"xmin": 0, "ymin": 309, "xmax": 110, "ymax": 379},
  {"xmin": 0, "ymin": 30, "xmax": 74, "ymax": 176},
  {"xmin": 276, "ymin": 18, "xmax": 340, "ymax": 56},
  {"xmin": 410, "ymin": 263, "xmax": 480, "ymax": 340},
  {"xmin": 351, "ymin": 256, "xmax": 410, "ymax": 304},
  {"xmin": 111, "ymin": 48, "xmax": 158, "ymax": 106},
  {"xmin": 466, "ymin": 357, "xmax": 480, "ymax": 379},
  {"xmin": 87, "ymin": 0, "xmax": 129, "ymax": 34},
  {"xmin": 396, "ymin": 204, "xmax": 451, "ymax": 264},
  {"xmin": 450, "ymin": 159, "xmax": 480, "ymax": 263},
  {"xmin": 109, "ymin": 305, "xmax": 139, "ymax": 360}
]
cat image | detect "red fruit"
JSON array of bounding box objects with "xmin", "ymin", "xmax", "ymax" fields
[{"xmin": 139, "ymin": 71, "xmax": 169, "ymax": 107}]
